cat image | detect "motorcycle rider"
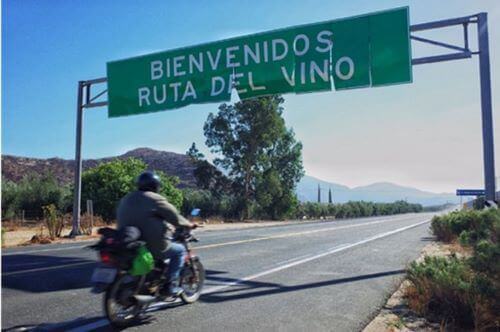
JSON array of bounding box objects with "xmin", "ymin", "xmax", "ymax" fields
[{"xmin": 117, "ymin": 171, "xmax": 196, "ymax": 296}]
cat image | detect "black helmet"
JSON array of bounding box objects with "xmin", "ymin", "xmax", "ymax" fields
[{"xmin": 136, "ymin": 171, "xmax": 161, "ymax": 192}]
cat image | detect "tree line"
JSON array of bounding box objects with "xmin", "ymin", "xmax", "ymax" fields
[
  {"xmin": 180, "ymin": 189, "xmax": 422, "ymax": 220},
  {"xmin": 2, "ymin": 173, "xmax": 72, "ymax": 220}
]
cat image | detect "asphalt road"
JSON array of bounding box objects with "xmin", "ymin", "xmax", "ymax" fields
[{"xmin": 2, "ymin": 212, "xmax": 440, "ymax": 331}]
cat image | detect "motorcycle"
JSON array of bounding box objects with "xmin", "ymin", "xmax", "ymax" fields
[{"xmin": 88, "ymin": 226, "xmax": 205, "ymax": 327}]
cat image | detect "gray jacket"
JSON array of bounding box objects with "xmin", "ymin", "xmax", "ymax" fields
[{"xmin": 116, "ymin": 190, "xmax": 192, "ymax": 259}]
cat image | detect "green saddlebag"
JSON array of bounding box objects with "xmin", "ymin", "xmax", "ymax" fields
[{"xmin": 129, "ymin": 245, "xmax": 154, "ymax": 276}]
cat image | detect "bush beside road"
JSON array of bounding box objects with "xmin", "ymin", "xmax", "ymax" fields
[{"xmin": 364, "ymin": 208, "xmax": 499, "ymax": 331}]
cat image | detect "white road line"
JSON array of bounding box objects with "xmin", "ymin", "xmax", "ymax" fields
[
  {"xmin": 272, "ymin": 252, "xmax": 323, "ymax": 267},
  {"xmin": 66, "ymin": 218, "xmax": 430, "ymax": 332},
  {"xmin": 194, "ymin": 215, "xmax": 418, "ymax": 249},
  {"xmin": 3, "ymin": 216, "xmax": 426, "ymax": 275},
  {"xmin": 201, "ymin": 219, "xmax": 430, "ymax": 295}
]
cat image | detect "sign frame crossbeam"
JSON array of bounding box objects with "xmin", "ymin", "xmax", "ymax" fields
[
  {"xmin": 69, "ymin": 13, "xmax": 497, "ymax": 236},
  {"xmin": 410, "ymin": 15, "xmax": 475, "ymax": 66},
  {"xmin": 411, "ymin": 35, "xmax": 469, "ymax": 53}
]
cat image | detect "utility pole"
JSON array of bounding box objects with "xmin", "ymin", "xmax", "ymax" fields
[
  {"xmin": 477, "ymin": 13, "xmax": 496, "ymax": 203},
  {"xmin": 71, "ymin": 81, "xmax": 84, "ymax": 237}
]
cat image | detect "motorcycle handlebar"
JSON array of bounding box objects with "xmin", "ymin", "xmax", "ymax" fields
[{"xmin": 172, "ymin": 227, "xmax": 200, "ymax": 242}]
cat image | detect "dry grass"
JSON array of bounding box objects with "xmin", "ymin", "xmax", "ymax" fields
[
  {"xmin": 472, "ymin": 298, "xmax": 500, "ymax": 331},
  {"xmin": 27, "ymin": 234, "xmax": 53, "ymax": 245},
  {"xmin": 2, "ymin": 210, "xmax": 108, "ymax": 246},
  {"xmin": 404, "ymin": 281, "xmax": 430, "ymax": 316},
  {"xmin": 2, "ymin": 220, "xmax": 25, "ymax": 232}
]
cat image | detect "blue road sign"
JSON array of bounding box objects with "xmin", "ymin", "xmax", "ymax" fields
[{"xmin": 456, "ymin": 189, "xmax": 485, "ymax": 196}]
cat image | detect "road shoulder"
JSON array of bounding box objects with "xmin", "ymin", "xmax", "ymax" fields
[{"xmin": 362, "ymin": 242, "xmax": 465, "ymax": 332}]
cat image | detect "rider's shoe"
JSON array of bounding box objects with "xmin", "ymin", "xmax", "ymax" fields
[
  {"xmin": 169, "ymin": 285, "xmax": 184, "ymax": 296},
  {"xmin": 168, "ymin": 277, "xmax": 184, "ymax": 295}
]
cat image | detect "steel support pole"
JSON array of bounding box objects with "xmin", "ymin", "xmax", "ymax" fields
[
  {"xmin": 71, "ymin": 81, "xmax": 84, "ymax": 237},
  {"xmin": 477, "ymin": 13, "xmax": 496, "ymax": 202}
]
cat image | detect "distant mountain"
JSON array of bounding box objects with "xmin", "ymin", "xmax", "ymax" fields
[
  {"xmin": 296, "ymin": 175, "xmax": 460, "ymax": 206},
  {"xmin": 1, "ymin": 148, "xmax": 198, "ymax": 188},
  {"xmin": 296, "ymin": 175, "xmax": 350, "ymax": 202}
]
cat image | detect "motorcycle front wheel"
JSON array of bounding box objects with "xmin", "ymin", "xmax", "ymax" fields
[
  {"xmin": 180, "ymin": 259, "xmax": 205, "ymax": 304},
  {"xmin": 104, "ymin": 274, "xmax": 142, "ymax": 327}
]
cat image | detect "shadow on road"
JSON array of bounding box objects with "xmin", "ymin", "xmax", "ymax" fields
[
  {"xmin": 0, "ymin": 316, "xmax": 155, "ymax": 332},
  {"xmin": 2, "ymin": 304, "xmax": 186, "ymax": 331},
  {"xmin": 205, "ymin": 269, "xmax": 282, "ymax": 289},
  {"xmin": 2, "ymin": 254, "xmax": 97, "ymax": 293},
  {"xmin": 2, "ymin": 316, "xmax": 107, "ymax": 332},
  {"xmin": 2, "ymin": 267, "xmax": 406, "ymax": 330},
  {"xmin": 1, "ymin": 269, "xmax": 231, "ymax": 330},
  {"xmin": 201, "ymin": 269, "xmax": 406, "ymax": 303}
]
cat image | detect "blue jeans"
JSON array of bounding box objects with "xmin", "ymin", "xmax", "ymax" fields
[{"xmin": 162, "ymin": 242, "xmax": 186, "ymax": 284}]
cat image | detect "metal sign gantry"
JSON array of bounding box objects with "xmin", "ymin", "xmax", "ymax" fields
[{"xmin": 70, "ymin": 13, "xmax": 496, "ymax": 236}]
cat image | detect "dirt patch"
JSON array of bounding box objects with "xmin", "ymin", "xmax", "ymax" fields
[
  {"xmin": 1, "ymin": 226, "xmax": 104, "ymax": 247},
  {"xmin": 415, "ymin": 242, "xmax": 471, "ymax": 262}
]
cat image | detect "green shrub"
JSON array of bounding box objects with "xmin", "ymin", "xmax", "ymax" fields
[
  {"xmin": 181, "ymin": 189, "xmax": 220, "ymax": 218},
  {"xmin": 220, "ymin": 195, "xmax": 247, "ymax": 219},
  {"xmin": 432, "ymin": 208, "xmax": 499, "ymax": 281},
  {"xmin": 1, "ymin": 173, "xmax": 71, "ymax": 220},
  {"xmin": 406, "ymin": 255, "xmax": 498, "ymax": 330},
  {"xmin": 432, "ymin": 210, "xmax": 479, "ymax": 242},
  {"xmin": 1, "ymin": 179, "xmax": 19, "ymax": 219},
  {"xmin": 470, "ymin": 239, "xmax": 500, "ymax": 277},
  {"xmin": 181, "ymin": 189, "xmax": 250, "ymax": 220},
  {"xmin": 81, "ymin": 158, "xmax": 183, "ymax": 221},
  {"xmin": 431, "ymin": 215, "xmax": 454, "ymax": 242},
  {"xmin": 432, "ymin": 209, "xmax": 500, "ymax": 244},
  {"xmin": 42, "ymin": 204, "xmax": 64, "ymax": 239},
  {"xmin": 156, "ymin": 172, "xmax": 183, "ymax": 212},
  {"xmin": 473, "ymin": 196, "xmax": 486, "ymax": 210},
  {"xmin": 465, "ymin": 210, "xmax": 500, "ymax": 277},
  {"xmin": 419, "ymin": 208, "xmax": 500, "ymax": 330}
]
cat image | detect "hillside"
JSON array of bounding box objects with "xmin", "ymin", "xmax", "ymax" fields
[
  {"xmin": 297, "ymin": 175, "xmax": 460, "ymax": 206},
  {"xmin": 2, "ymin": 149, "xmax": 461, "ymax": 206},
  {"xmin": 1, "ymin": 148, "xmax": 197, "ymax": 188}
]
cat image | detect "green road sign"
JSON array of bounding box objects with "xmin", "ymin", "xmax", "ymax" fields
[{"xmin": 107, "ymin": 7, "xmax": 412, "ymax": 118}]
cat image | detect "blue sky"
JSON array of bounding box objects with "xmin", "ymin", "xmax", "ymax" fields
[{"xmin": 2, "ymin": 0, "xmax": 499, "ymax": 193}]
